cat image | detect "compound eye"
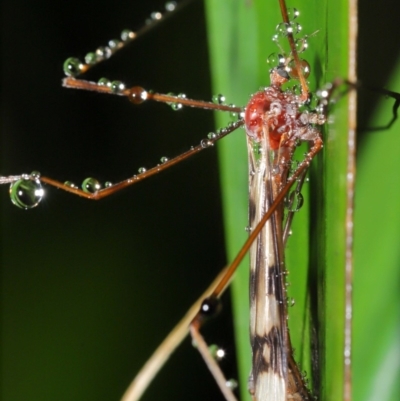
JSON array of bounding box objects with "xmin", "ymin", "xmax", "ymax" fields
[{"xmin": 276, "ymin": 67, "xmax": 290, "ymax": 80}]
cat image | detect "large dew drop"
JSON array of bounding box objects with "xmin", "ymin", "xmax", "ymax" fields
[
  {"xmin": 286, "ymin": 191, "xmax": 304, "ymax": 212},
  {"xmin": 287, "ymin": 7, "xmax": 300, "ymax": 20},
  {"xmin": 165, "ymin": 2, "xmax": 177, "ymax": 12},
  {"xmin": 63, "ymin": 57, "xmax": 83, "ymax": 77},
  {"xmin": 82, "ymin": 177, "xmax": 101, "ymax": 194},
  {"xmin": 128, "ymin": 87, "xmax": 148, "ymax": 104},
  {"xmin": 121, "ymin": 29, "xmax": 135, "ymax": 42},
  {"xmin": 288, "ymin": 58, "xmax": 310, "ymax": 79},
  {"xmin": 110, "ymin": 80, "xmax": 125, "ymax": 93},
  {"xmin": 212, "ymin": 94, "xmax": 226, "ymax": 105},
  {"xmin": 9, "ymin": 176, "xmax": 44, "ymax": 209}
]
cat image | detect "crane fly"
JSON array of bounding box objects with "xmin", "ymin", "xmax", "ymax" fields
[
  {"xmin": 3, "ymin": 0, "xmax": 347, "ymax": 400},
  {"xmin": 2, "ymin": 0, "xmax": 396, "ymax": 401},
  {"xmin": 3, "ymin": 0, "xmax": 328, "ymax": 399}
]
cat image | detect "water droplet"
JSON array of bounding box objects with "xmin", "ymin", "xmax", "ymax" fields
[
  {"xmin": 63, "ymin": 57, "xmax": 83, "ymax": 77},
  {"xmin": 286, "ymin": 191, "xmax": 304, "ymax": 212},
  {"xmin": 315, "ymin": 103, "xmax": 325, "ymax": 115},
  {"xmin": 110, "ymin": 80, "xmax": 125, "ymax": 93},
  {"xmin": 64, "ymin": 181, "xmax": 77, "ymax": 188},
  {"xmin": 300, "ymin": 111, "xmax": 311, "ymax": 125},
  {"xmin": 276, "ymin": 22, "xmax": 291, "ymax": 36},
  {"xmin": 105, "ymin": 181, "xmax": 113, "ymax": 187},
  {"xmin": 266, "ymin": 53, "xmax": 284, "ymax": 67},
  {"xmin": 95, "ymin": 46, "xmax": 112, "ymax": 60},
  {"xmin": 121, "ymin": 29, "xmax": 136, "ymax": 41},
  {"xmin": 271, "ymin": 34, "xmax": 279, "ymax": 45},
  {"xmin": 212, "ymin": 94, "xmax": 226, "ymax": 104},
  {"xmin": 82, "ymin": 177, "xmax": 101, "ymax": 194},
  {"xmin": 245, "ymin": 226, "xmax": 252, "ymax": 233},
  {"xmin": 229, "ymin": 104, "xmax": 237, "ymax": 118},
  {"xmin": 208, "ymin": 344, "xmax": 225, "ymax": 361},
  {"xmin": 169, "ymin": 93, "xmax": 186, "ymax": 110},
  {"xmin": 150, "ymin": 11, "xmax": 163, "ymax": 20},
  {"xmin": 138, "ymin": 167, "xmax": 147, "ymax": 174},
  {"xmin": 200, "ymin": 139, "xmax": 213, "ymax": 148},
  {"xmin": 317, "ymin": 88, "xmax": 330, "ymax": 99},
  {"xmin": 287, "ymin": 7, "xmax": 300, "ymax": 20},
  {"xmin": 290, "ymin": 22, "xmax": 302, "ymax": 35},
  {"xmin": 288, "ymin": 58, "xmax": 310, "ymax": 80},
  {"xmin": 98, "ymin": 77, "xmax": 111, "ymax": 87},
  {"xmin": 128, "ymin": 87, "xmax": 148, "ymax": 104},
  {"xmin": 226, "ymin": 379, "xmax": 238, "ymax": 390},
  {"xmin": 85, "ymin": 52, "xmax": 97, "ymax": 65},
  {"xmin": 272, "ymin": 165, "xmax": 281, "ymax": 175},
  {"xmin": 207, "ymin": 132, "xmax": 217, "ymax": 139},
  {"xmin": 160, "ymin": 156, "xmax": 169, "ymax": 163},
  {"xmin": 295, "ymin": 37, "xmax": 309, "ymax": 53},
  {"xmin": 9, "ymin": 177, "xmax": 43, "ymax": 209},
  {"xmin": 108, "ymin": 39, "xmax": 122, "ymax": 50},
  {"xmin": 171, "ymin": 102, "xmax": 183, "ymax": 111},
  {"xmin": 165, "ymin": 1, "xmax": 177, "ymax": 12},
  {"xmin": 30, "ymin": 171, "xmax": 41, "ymax": 178}
]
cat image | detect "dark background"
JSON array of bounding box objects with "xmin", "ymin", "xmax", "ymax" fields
[
  {"xmin": 1, "ymin": 1, "xmax": 235, "ymax": 401},
  {"xmin": 357, "ymin": 0, "xmax": 400, "ymax": 141},
  {"xmin": 2, "ymin": 1, "xmax": 400, "ymax": 401}
]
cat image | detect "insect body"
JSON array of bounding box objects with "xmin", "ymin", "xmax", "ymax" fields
[
  {"xmin": 188, "ymin": 50, "xmax": 326, "ymax": 401},
  {"xmin": 245, "ymin": 68, "xmax": 323, "ymax": 401}
]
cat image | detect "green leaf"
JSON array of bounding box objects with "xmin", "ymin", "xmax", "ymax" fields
[
  {"xmin": 206, "ymin": 0, "xmax": 400, "ymax": 400},
  {"xmin": 204, "ymin": 1, "xmax": 362, "ymax": 401},
  {"xmin": 353, "ymin": 61, "xmax": 400, "ymax": 401}
]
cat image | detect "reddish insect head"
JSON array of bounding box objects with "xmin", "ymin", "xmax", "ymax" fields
[{"xmin": 245, "ymin": 68, "xmax": 299, "ymax": 150}]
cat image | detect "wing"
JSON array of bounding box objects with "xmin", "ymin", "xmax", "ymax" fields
[{"xmin": 247, "ymin": 132, "xmax": 288, "ymax": 401}]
